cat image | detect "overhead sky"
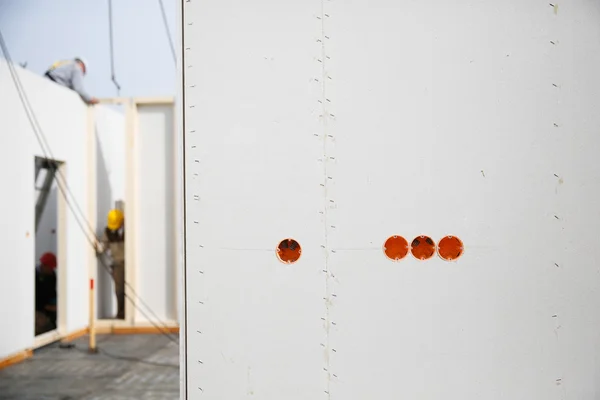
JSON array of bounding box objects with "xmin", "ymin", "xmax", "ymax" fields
[{"xmin": 0, "ymin": 0, "xmax": 177, "ymax": 98}]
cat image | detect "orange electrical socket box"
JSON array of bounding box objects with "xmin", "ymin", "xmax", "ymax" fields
[
  {"xmin": 383, "ymin": 235, "xmax": 409, "ymax": 261},
  {"xmin": 411, "ymin": 235, "xmax": 436, "ymax": 260},
  {"xmin": 276, "ymin": 238, "xmax": 302, "ymax": 264}
]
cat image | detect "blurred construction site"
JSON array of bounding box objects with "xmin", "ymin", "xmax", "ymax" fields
[{"xmin": 0, "ymin": 1, "xmax": 181, "ymax": 398}]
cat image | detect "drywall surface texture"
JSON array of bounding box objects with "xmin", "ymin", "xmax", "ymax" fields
[
  {"xmin": 0, "ymin": 59, "xmax": 124, "ymax": 359},
  {"xmin": 182, "ymin": 1, "xmax": 600, "ymax": 399}
]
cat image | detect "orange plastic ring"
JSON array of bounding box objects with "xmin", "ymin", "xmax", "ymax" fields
[
  {"xmin": 276, "ymin": 238, "xmax": 302, "ymax": 264},
  {"xmin": 410, "ymin": 235, "xmax": 436, "ymax": 260},
  {"xmin": 383, "ymin": 235, "xmax": 409, "ymax": 261},
  {"xmin": 437, "ymin": 236, "xmax": 464, "ymax": 261}
]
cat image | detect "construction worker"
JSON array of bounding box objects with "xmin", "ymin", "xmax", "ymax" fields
[
  {"xmin": 44, "ymin": 57, "xmax": 99, "ymax": 105},
  {"xmin": 35, "ymin": 252, "xmax": 57, "ymax": 335},
  {"xmin": 96, "ymin": 209, "xmax": 126, "ymax": 319}
]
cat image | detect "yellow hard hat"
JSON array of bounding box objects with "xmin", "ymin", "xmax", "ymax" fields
[{"xmin": 107, "ymin": 209, "xmax": 124, "ymax": 231}]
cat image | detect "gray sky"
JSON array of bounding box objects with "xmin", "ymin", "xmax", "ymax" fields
[{"xmin": 0, "ymin": 0, "xmax": 177, "ymax": 98}]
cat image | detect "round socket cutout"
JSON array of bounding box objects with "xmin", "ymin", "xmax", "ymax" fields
[
  {"xmin": 411, "ymin": 235, "xmax": 436, "ymax": 260},
  {"xmin": 438, "ymin": 236, "xmax": 464, "ymax": 261},
  {"xmin": 383, "ymin": 235, "xmax": 409, "ymax": 261},
  {"xmin": 276, "ymin": 238, "xmax": 302, "ymax": 264}
]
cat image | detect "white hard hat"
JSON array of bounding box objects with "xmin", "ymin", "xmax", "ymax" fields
[{"xmin": 74, "ymin": 57, "xmax": 89, "ymax": 73}]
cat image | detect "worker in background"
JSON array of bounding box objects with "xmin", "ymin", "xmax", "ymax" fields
[
  {"xmin": 96, "ymin": 209, "xmax": 126, "ymax": 319},
  {"xmin": 35, "ymin": 252, "xmax": 57, "ymax": 335},
  {"xmin": 44, "ymin": 57, "xmax": 99, "ymax": 105}
]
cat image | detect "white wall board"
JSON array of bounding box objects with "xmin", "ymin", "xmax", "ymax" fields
[
  {"xmin": 182, "ymin": 0, "xmax": 600, "ymax": 398},
  {"xmin": 136, "ymin": 104, "xmax": 178, "ymax": 322},
  {"xmin": 182, "ymin": 0, "xmax": 327, "ymax": 398},
  {"xmin": 0, "ymin": 59, "xmax": 125, "ymax": 358}
]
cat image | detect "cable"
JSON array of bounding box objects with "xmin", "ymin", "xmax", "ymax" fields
[
  {"xmin": 0, "ymin": 30, "xmax": 179, "ymax": 345},
  {"xmin": 157, "ymin": 0, "xmax": 177, "ymax": 65},
  {"xmin": 108, "ymin": 0, "xmax": 121, "ymax": 94},
  {"xmin": 68, "ymin": 342, "xmax": 178, "ymax": 368},
  {"xmin": 98, "ymin": 347, "xmax": 178, "ymax": 368}
]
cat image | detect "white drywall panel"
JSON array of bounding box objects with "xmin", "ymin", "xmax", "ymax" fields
[
  {"xmin": 136, "ymin": 104, "xmax": 177, "ymax": 322},
  {"xmin": 0, "ymin": 59, "xmax": 36, "ymax": 358},
  {"xmin": 324, "ymin": 2, "xmax": 600, "ymax": 398},
  {"xmin": 183, "ymin": 0, "xmax": 327, "ymax": 398},
  {"xmin": 95, "ymin": 106, "xmax": 126, "ymax": 202},
  {"xmin": 182, "ymin": 0, "xmax": 600, "ymax": 398},
  {"xmin": 0, "ymin": 59, "xmax": 125, "ymax": 358}
]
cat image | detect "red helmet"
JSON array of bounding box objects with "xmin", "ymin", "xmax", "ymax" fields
[{"xmin": 40, "ymin": 252, "xmax": 57, "ymax": 269}]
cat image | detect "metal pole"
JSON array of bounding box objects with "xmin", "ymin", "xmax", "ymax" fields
[{"xmin": 88, "ymin": 278, "xmax": 98, "ymax": 353}]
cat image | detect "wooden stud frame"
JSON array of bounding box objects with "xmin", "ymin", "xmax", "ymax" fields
[{"xmin": 89, "ymin": 97, "xmax": 179, "ymax": 330}]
